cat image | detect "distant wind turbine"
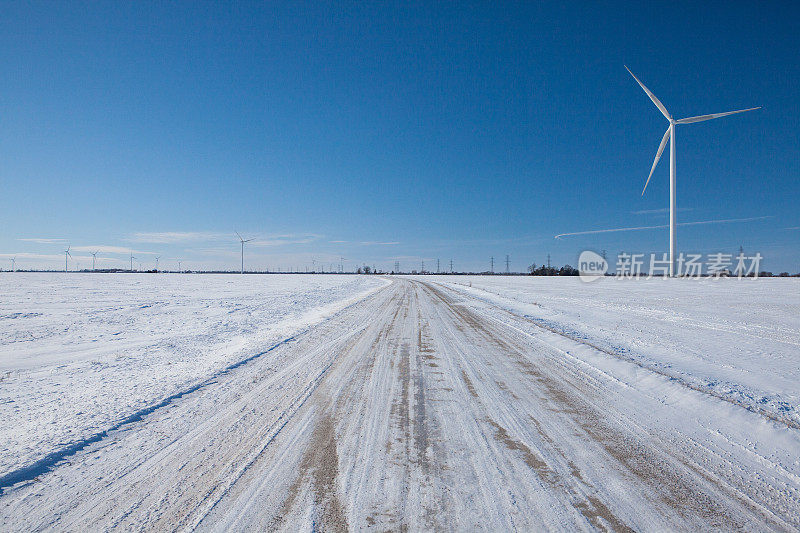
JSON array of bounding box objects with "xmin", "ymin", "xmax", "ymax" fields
[
  {"xmin": 626, "ymin": 66, "xmax": 760, "ymax": 276},
  {"xmin": 10, "ymin": 257, "xmax": 16, "ymax": 272},
  {"xmin": 64, "ymin": 246, "xmax": 71, "ymax": 272},
  {"xmin": 155, "ymin": 256, "xmax": 160, "ymax": 271},
  {"xmin": 177, "ymin": 259, "xmax": 182, "ymax": 273},
  {"xmin": 91, "ymin": 251, "xmax": 99, "ymax": 271},
  {"xmin": 236, "ymin": 232, "xmax": 255, "ymax": 274},
  {"xmin": 130, "ymin": 253, "xmax": 136, "ymax": 272}
]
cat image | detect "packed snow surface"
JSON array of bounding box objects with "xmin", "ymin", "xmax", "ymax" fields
[
  {"xmin": 0, "ymin": 273, "xmax": 386, "ymax": 476},
  {"xmin": 431, "ymin": 275, "xmax": 800, "ymax": 427},
  {"xmin": 1, "ymin": 274, "xmax": 799, "ymax": 530}
]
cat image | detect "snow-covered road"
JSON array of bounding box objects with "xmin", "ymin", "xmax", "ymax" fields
[{"xmin": 2, "ymin": 278, "xmax": 799, "ymax": 530}]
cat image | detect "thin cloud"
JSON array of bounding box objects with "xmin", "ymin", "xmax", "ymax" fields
[
  {"xmin": 632, "ymin": 207, "xmax": 693, "ymax": 215},
  {"xmin": 554, "ymin": 216, "xmax": 772, "ymax": 239},
  {"xmin": 250, "ymin": 234, "xmax": 321, "ymax": 247},
  {"xmin": 187, "ymin": 247, "xmax": 239, "ymax": 257},
  {"xmin": 0, "ymin": 252, "xmax": 66, "ymax": 260},
  {"xmin": 17, "ymin": 238, "xmax": 68, "ymax": 244},
  {"xmin": 71, "ymin": 245, "xmax": 155, "ymax": 255},
  {"xmin": 388, "ymin": 255, "xmax": 431, "ymax": 261},
  {"xmin": 785, "ymin": 227, "xmax": 800, "ymax": 230},
  {"xmin": 129, "ymin": 232, "xmax": 227, "ymax": 243},
  {"xmin": 130, "ymin": 231, "xmax": 322, "ymax": 246},
  {"xmin": 328, "ymin": 239, "xmax": 399, "ymax": 245}
]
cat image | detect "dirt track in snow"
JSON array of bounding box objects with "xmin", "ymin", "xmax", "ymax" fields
[{"xmin": 2, "ymin": 278, "xmax": 799, "ymax": 531}]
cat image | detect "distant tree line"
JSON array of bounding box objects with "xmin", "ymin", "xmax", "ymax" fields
[{"xmin": 527, "ymin": 264, "xmax": 579, "ymax": 276}]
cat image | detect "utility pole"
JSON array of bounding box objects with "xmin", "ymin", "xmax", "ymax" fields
[
  {"xmin": 437, "ymin": 258, "xmax": 440, "ymax": 273},
  {"xmin": 505, "ymin": 254, "xmax": 510, "ymax": 274},
  {"xmin": 547, "ymin": 254, "xmax": 551, "ymax": 269},
  {"xmin": 490, "ymin": 256, "xmax": 494, "ymax": 273}
]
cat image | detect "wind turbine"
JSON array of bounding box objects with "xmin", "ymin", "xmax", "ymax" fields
[
  {"xmin": 130, "ymin": 253, "xmax": 136, "ymax": 272},
  {"xmin": 64, "ymin": 246, "xmax": 71, "ymax": 272},
  {"xmin": 177, "ymin": 259, "xmax": 182, "ymax": 273},
  {"xmin": 91, "ymin": 251, "xmax": 99, "ymax": 271},
  {"xmin": 236, "ymin": 232, "xmax": 255, "ymax": 274},
  {"xmin": 10, "ymin": 257, "xmax": 16, "ymax": 272},
  {"xmin": 155, "ymin": 256, "xmax": 160, "ymax": 271},
  {"xmin": 626, "ymin": 66, "xmax": 760, "ymax": 276}
]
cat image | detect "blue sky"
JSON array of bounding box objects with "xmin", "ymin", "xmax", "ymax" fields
[{"xmin": 1, "ymin": 1, "xmax": 798, "ymax": 272}]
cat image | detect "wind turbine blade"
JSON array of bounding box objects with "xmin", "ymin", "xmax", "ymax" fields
[
  {"xmin": 235, "ymin": 231, "xmax": 243, "ymax": 242},
  {"xmin": 642, "ymin": 126, "xmax": 671, "ymax": 196},
  {"xmin": 625, "ymin": 66, "xmax": 672, "ymax": 121},
  {"xmin": 676, "ymin": 107, "xmax": 760, "ymax": 124},
  {"xmin": 244, "ymin": 238, "xmax": 255, "ymax": 243}
]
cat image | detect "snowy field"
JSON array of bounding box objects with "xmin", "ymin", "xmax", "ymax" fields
[
  {"xmin": 430, "ymin": 275, "xmax": 800, "ymax": 428},
  {"xmin": 1, "ymin": 274, "xmax": 799, "ymax": 530},
  {"xmin": 0, "ymin": 273, "xmax": 387, "ymax": 477}
]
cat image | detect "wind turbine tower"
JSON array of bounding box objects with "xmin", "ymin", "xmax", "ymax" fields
[
  {"xmin": 64, "ymin": 246, "xmax": 71, "ymax": 272},
  {"xmin": 130, "ymin": 253, "xmax": 135, "ymax": 272},
  {"xmin": 91, "ymin": 251, "xmax": 99, "ymax": 271},
  {"xmin": 236, "ymin": 232, "xmax": 255, "ymax": 274},
  {"xmin": 10, "ymin": 257, "xmax": 16, "ymax": 272},
  {"xmin": 626, "ymin": 66, "xmax": 760, "ymax": 276},
  {"xmin": 155, "ymin": 256, "xmax": 160, "ymax": 271}
]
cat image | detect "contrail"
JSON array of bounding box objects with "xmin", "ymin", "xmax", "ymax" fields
[{"xmin": 554, "ymin": 216, "xmax": 772, "ymax": 239}]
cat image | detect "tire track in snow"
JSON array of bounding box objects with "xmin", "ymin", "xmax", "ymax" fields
[
  {"xmin": 433, "ymin": 280, "xmax": 800, "ymax": 431},
  {"xmin": 3, "ymin": 278, "xmax": 798, "ymax": 531},
  {"xmin": 0, "ymin": 282, "xmax": 389, "ymax": 496},
  {"xmin": 421, "ymin": 280, "xmax": 796, "ymax": 530}
]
